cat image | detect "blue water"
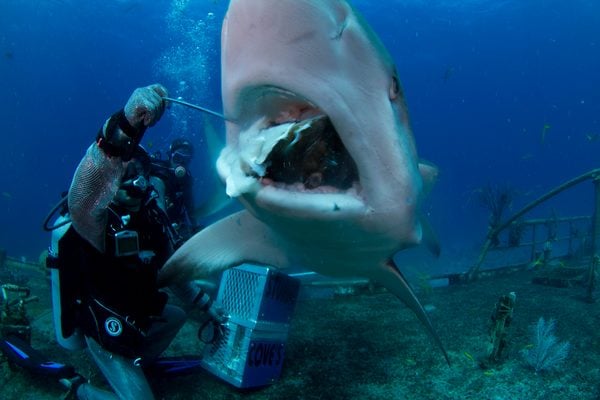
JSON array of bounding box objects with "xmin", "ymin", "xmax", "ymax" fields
[{"xmin": 1, "ymin": 0, "xmax": 599, "ymax": 266}]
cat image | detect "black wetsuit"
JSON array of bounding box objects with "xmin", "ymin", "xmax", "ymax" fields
[
  {"xmin": 59, "ymin": 200, "xmax": 171, "ymax": 357},
  {"xmin": 90, "ymin": 203, "xmax": 170, "ymax": 325}
]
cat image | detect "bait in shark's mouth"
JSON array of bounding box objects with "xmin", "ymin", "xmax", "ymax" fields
[
  {"xmin": 229, "ymin": 87, "xmax": 359, "ymax": 193},
  {"xmin": 263, "ymin": 115, "xmax": 359, "ymax": 191},
  {"xmin": 223, "ymin": 110, "xmax": 360, "ymax": 197}
]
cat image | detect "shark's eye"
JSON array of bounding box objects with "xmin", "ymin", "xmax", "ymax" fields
[{"xmin": 389, "ymin": 76, "xmax": 400, "ymax": 100}]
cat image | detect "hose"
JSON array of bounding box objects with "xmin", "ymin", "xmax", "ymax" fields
[{"xmin": 42, "ymin": 196, "xmax": 71, "ymax": 232}]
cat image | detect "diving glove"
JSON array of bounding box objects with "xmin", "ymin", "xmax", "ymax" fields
[
  {"xmin": 97, "ymin": 84, "xmax": 168, "ymax": 161},
  {"xmin": 124, "ymin": 83, "xmax": 168, "ymax": 129}
]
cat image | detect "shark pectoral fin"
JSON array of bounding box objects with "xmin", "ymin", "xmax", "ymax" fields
[
  {"xmin": 193, "ymin": 186, "xmax": 236, "ymax": 220},
  {"xmin": 372, "ymin": 260, "xmax": 450, "ymax": 366},
  {"xmin": 419, "ymin": 214, "xmax": 441, "ymax": 258},
  {"xmin": 418, "ymin": 160, "xmax": 439, "ymax": 198},
  {"xmin": 417, "ymin": 160, "xmax": 440, "ymax": 257},
  {"xmin": 158, "ymin": 210, "xmax": 291, "ymax": 287}
]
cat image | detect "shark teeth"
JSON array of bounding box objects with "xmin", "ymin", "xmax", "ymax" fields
[{"xmin": 218, "ymin": 115, "xmax": 359, "ymax": 198}]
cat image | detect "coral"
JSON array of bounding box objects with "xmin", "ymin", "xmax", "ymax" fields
[
  {"xmin": 486, "ymin": 292, "xmax": 516, "ymax": 365},
  {"xmin": 522, "ymin": 317, "xmax": 570, "ymax": 373},
  {"xmin": 507, "ymin": 219, "xmax": 525, "ymax": 247},
  {"xmin": 478, "ymin": 184, "xmax": 517, "ymax": 246}
]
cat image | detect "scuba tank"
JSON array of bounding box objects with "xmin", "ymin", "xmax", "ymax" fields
[{"xmin": 48, "ymin": 215, "xmax": 86, "ymax": 351}]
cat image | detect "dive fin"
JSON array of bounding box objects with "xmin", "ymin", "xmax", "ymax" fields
[
  {"xmin": 0, "ymin": 335, "xmax": 76, "ymax": 378},
  {"xmin": 142, "ymin": 356, "xmax": 204, "ymax": 377},
  {"xmin": 372, "ymin": 260, "xmax": 450, "ymax": 365}
]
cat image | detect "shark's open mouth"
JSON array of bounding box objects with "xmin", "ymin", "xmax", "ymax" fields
[
  {"xmin": 222, "ymin": 88, "xmax": 362, "ymax": 200},
  {"xmin": 258, "ymin": 115, "xmax": 359, "ymax": 192}
]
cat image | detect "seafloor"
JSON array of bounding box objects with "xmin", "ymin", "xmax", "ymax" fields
[{"xmin": 1, "ymin": 261, "xmax": 599, "ymax": 400}]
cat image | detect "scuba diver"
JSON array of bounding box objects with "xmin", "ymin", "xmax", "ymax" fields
[
  {"xmin": 45, "ymin": 84, "xmax": 223, "ymax": 399},
  {"xmin": 150, "ymin": 137, "xmax": 199, "ymax": 242}
]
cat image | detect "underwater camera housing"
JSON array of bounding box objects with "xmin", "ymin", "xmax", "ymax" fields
[
  {"xmin": 113, "ymin": 230, "xmax": 140, "ymax": 257},
  {"xmin": 201, "ymin": 264, "xmax": 300, "ymax": 388}
]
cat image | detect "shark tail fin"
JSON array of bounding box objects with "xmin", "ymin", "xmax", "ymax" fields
[{"xmin": 373, "ymin": 260, "xmax": 450, "ymax": 366}]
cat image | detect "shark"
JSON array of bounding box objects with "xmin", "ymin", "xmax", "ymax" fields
[{"xmin": 159, "ymin": 0, "xmax": 449, "ymax": 364}]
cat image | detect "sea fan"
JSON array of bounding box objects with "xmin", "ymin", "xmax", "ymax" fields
[{"xmin": 523, "ymin": 317, "xmax": 570, "ymax": 373}]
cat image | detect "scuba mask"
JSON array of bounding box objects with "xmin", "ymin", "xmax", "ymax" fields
[{"xmin": 171, "ymin": 149, "xmax": 192, "ymax": 166}]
